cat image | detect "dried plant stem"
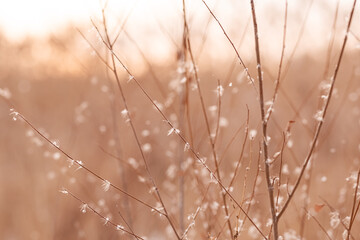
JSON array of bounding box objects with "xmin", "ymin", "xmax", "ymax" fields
[
  {"xmin": 228, "ymin": 107, "xmax": 249, "ymax": 190},
  {"xmin": 350, "ymin": 30, "xmax": 360, "ymax": 41},
  {"xmin": 117, "ymin": 209, "xmax": 139, "ymax": 240},
  {"xmin": 100, "ymin": 40, "xmax": 267, "ymax": 240},
  {"xmin": 299, "ymin": 160, "xmax": 313, "ymax": 239},
  {"xmin": 178, "ymin": 0, "xmax": 190, "ymax": 232},
  {"xmin": 181, "ymin": 186, "xmax": 210, "ymax": 239},
  {"xmin": 323, "ymin": 0, "xmax": 340, "ymax": 78},
  {"xmin": 281, "ymin": 0, "xmax": 314, "ymax": 80},
  {"xmin": 201, "ymin": 0, "xmax": 257, "ymax": 92},
  {"xmin": 320, "ymin": 197, "xmax": 356, "ymax": 239},
  {"xmin": 213, "ymin": 79, "xmax": 222, "ymax": 145},
  {"xmin": 186, "ymin": 34, "xmax": 235, "ymax": 240},
  {"xmin": 182, "ymin": 0, "xmax": 233, "ymax": 237},
  {"xmin": 277, "ymin": 0, "xmax": 357, "ymax": 220},
  {"xmin": 87, "ymin": 14, "xmax": 266, "ymax": 238},
  {"xmin": 111, "ymin": 2, "xmax": 136, "ymax": 46},
  {"xmin": 123, "ymin": 30, "xmax": 168, "ymax": 101},
  {"xmin": 65, "ymin": 190, "xmax": 144, "ymax": 240},
  {"xmin": 98, "ymin": 9, "xmax": 181, "ymax": 239},
  {"xmin": 347, "ymin": 169, "xmax": 360, "ymax": 240},
  {"xmin": 238, "ymin": 150, "xmax": 262, "ymax": 236},
  {"xmin": 304, "ymin": 208, "xmax": 333, "ymax": 240},
  {"xmin": 14, "ymin": 112, "xmax": 163, "ymax": 215},
  {"xmin": 265, "ymin": 0, "xmax": 287, "ymax": 122},
  {"xmin": 107, "ymin": 71, "xmax": 133, "ymax": 228},
  {"xmin": 250, "ymin": 0, "xmax": 278, "ymax": 239},
  {"xmin": 224, "ymin": 17, "xmax": 250, "ymax": 87},
  {"xmin": 196, "ymin": 0, "xmax": 219, "ymax": 60},
  {"xmin": 218, "ymin": 120, "xmax": 247, "ymax": 166}
]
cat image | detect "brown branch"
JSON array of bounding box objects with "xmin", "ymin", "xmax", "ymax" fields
[
  {"xmin": 347, "ymin": 169, "xmax": 360, "ymax": 240},
  {"xmin": 201, "ymin": 0, "xmax": 257, "ymax": 93},
  {"xmin": 11, "ymin": 111, "xmax": 163, "ymax": 215},
  {"xmin": 64, "ymin": 190, "xmax": 144, "ymax": 240},
  {"xmin": 250, "ymin": 0, "xmax": 278, "ymax": 239},
  {"xmin": 182, "ymin": 1, "xmax": 233, "ymax": 237},
  {"xmin": 304, "ymin": 208, "xmax": 333, "ymax": 240},
  {"xmin": 83, "ymin": 18, "xmax": 267, "ymax": 239},
  {"xmin": 97, "ymin": 10, "xmax": 181, "ymax": 239},
  {"xmin": 277, "ymin": 0, "xmax": 357, "ymax": 220},
  {"xmin": 265, "ymin": 0, "xmax": 288, "ymax": 123}
]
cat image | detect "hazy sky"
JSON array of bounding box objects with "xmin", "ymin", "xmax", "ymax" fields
[
  {"xmin": 0, "ymin": 0, "xmax": 349, "ymax": 39},
  {"xmin": 1, "ymin": 0, "xmax": 357, "ymax": 62},
  {"xmin": 0, "ymin": 0, "xmax": 182, "ymax": 40}
]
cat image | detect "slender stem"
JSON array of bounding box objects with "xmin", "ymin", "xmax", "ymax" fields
[
  {"xmin": 14, "ymin": 112, "xmax": 163, "ymax": 215},
  {"xmin": 213, "ymin": 79, "xmax": 222, "ymax": 145},
  {"xmin": 65, "ymin": 190, "xmax": 145, "ymax": 240},
  {"xmin": 201, "ymin": 0, "xmax": 257, "ymax": 93},
  {"xmin": 265, "ymin": 0, "xmax": 288, "ymax": 123},
  {"xmin": 249, "ymin": 0, "xmax": 278, "ymax": 239},
  {"xmin": 281, "ymin": 0, "xmax": 314, "ymax": 80},
  {"xmin": 183, "ymin": 1, "xmax": 233, "ymax": 237},
  {"xmin": 106, "ymin": 60, "xmax": 134, "ymax": 229},
  {"xmin": 347, "ymin": 169, "xmax": 360, "ymax": 240},
  {"xmin": 178, "ymin": 0, "xmax": 189, "ymax": 233},
  {"xmin": 99, "ymin": 10, "xmax": 181, "ymax": 239},
  {"xmin": 186, "ymin": 36, "xmax": 235, "ymax": 240},
  {"xmin": 82, "ymin": 18, "xmax": 267, "ymax": 238},
  {"xmin": 277, "ymin": 0, "xmax": 357, "ymax": 220},
  {"xmin": 304, "ymin": 208, "xmax": 333, "ymax": 240},
  {"xmin": 228, "ymin": 107, "xmax": 249, "ymax": 189}
]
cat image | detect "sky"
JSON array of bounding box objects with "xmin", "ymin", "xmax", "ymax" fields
[
  {"xmin": 0, "ymin": 0, "xmax": 98, "ymax": 39},
  {"xmin": 0, "ymin": 0, "xmax": 327, "ymax": 40},
  {"xmin": 0, "ymin": 0, "xmax": 357, "ymax": 63},
  {"xmin": 0, "ymin": 0, "xmax": 191, "ymax": 40},
  {"xmin": 0, "ymin": 0, "xmax": 350, "ymax": 38}
]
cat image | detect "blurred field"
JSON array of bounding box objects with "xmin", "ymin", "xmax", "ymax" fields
[{"xmin": 1, "ymin": 0, "xmax": 360, "ymax": 239}]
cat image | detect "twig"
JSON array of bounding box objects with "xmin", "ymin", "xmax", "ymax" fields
[
  {"xmin": 277, "ymin": 0, "xmax": 358, "ymax": 220},
  {"xmin": 117, "ymin": 209, "xmax": 140, "ymax": 240},
  {"xmin": 281, "ymin": 0, "xmax": 314, "ymax": 80},
  {"xmin": 83, "ymin": 16, "xmax": 267, "ymax": 238},
  {"xmin": 265, "ymin": 0, "xmax": 288, "ymax": 123},
  {"xmin": 201, "ymin": 0, "xmax": 257, "ymax": 93},
  {"xmin": 213, "ymin": 79, "xmax": 222, "ymax": 145},
  {"xmin": 249, "ymin": 0, "xmax": 278, "ymax": 239},
  {"xmin": 64, "ymin": 190, "xmax": 144, "ymax": 240},
  {"xmin": 91, "ymin": 11, "xmax": 182, "ymax": 239},
  {"xmin": 11, "ymin": 111, "xmax": 164, "ymax": 215},
  {"xmin": 227, "ymin": 107, "xmax": 249, "ymax": 190},
  {"xmin": 347, "ymin": 169, "xmax": 360, "ymax": 240},
  {"xmin": 303, "ymin": 208, "xmax": 333, "ymax": 240},
  {"xmin": 183, "ymin": 1, "xmax": 233, "ymax": 237}
]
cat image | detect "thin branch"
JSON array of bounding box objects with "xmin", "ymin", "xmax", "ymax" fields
[
  {"xmin": 99, "ymin": 9, "xmax": 181, "ymax": 239},
  {"xmin": 304, "ymin": 208, "xmax": 333, "ymax": 240},
  {"xmin": 278, "ymin": 0, "xmax": 358, "ymax": 220},
  {"xmin": 281, "ymin": 0, "xmax": 314, "ymax": 80},
  {"xmin": 76, "ymin": 28, "xmax": 114, "ymax": 71},
  {"xmin": 228, "ymin": 107, "xmax": 249, "ymax": 189},
  {"xmin": 64, "ymin": 190, "xmax": 145, "ymax": 240},
  {"xmin": 265, "ymin": 0, "xmax": 288, "ymax": 123},
  {"xmin": 249, "ymin": 0, "xmax": 278, "ymax": 239},
  {"xmin": 11, "ymin": 111, "xmax": 163, "ymax": 215},
  {"xmin": 84, "ymin": 18, "xmax": 267, "ymax": 239},
  {"xmin": 183, "ymin": 1, "xmax": 233, "ymax": 237},
  {"xmin": 213, "ymin": 79, "xmax": 222, "ymax": 145},
  {"xmin": 117, "ymin": 210, "xmax": 140, "ymax": 240},
  {"xmin": 201, "ymin": 0, "xmax": 257, "ymax": 93},
  {"xmin": 347, "ymin": 169, "xmax": 360, "ymax": 240}
]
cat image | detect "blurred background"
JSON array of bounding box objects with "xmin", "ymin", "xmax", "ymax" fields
[{"xmin": 1, "ymin": 0, "xmax": 360, "ymax": 239}]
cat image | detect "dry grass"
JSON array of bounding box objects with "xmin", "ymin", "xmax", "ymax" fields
[{"xmin": 1, "ymin": 0, "xmax": 360, "ymax": 239}]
